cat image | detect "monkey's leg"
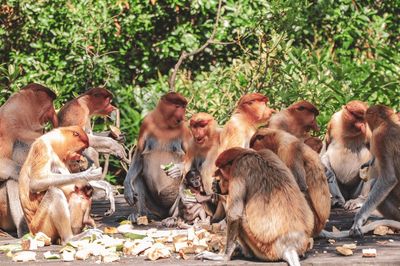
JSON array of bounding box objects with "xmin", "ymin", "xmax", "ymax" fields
[
  {"xmin": 30, "ymin": 188, "xmax": 74, "ymax": 244},
  {"xmin": 321, "ymin": 157, "xmax": 345, "ymax": 207},
  {"xmin": 90, "ymin": 180, "xmax": 115, "ymax": 216},
  {"xmin": 6, "ymin": 180, "xmax": 28, "ymax": 237},
  {"xmin": 350, "ymin": 166, "xmax": 397, "ymax": 237},
  {"xmin": 128, "ymin": 176, "xmax": 159, "ymax": 222}
]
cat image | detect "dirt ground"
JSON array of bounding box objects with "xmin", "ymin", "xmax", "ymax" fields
[{"xmin": 1, "ymin": 195, "xmax": 400, "ymax": 265}]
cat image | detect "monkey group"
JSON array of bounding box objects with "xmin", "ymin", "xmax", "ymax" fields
[{"xmin": 1, "ymin": 83, "xmax": 400, "ymax": 265}]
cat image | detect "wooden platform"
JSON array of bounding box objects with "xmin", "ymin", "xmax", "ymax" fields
[{"xmin": 1, "ymin": 195, "xmax": 400, "ymax": 265}]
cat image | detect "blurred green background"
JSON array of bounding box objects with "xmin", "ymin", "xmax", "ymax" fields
[{"xmin": 1, "ymin": 0, "xmax": 399, "ymax": 184}]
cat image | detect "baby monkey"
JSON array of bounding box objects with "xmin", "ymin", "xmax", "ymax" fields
[
  {"xmin": 179, "ymin": 170, "xmax": 211, "ymax": 225},
  {"xmin": 165, "ymin": 169, "xmax": 212, "ymax": 227}
]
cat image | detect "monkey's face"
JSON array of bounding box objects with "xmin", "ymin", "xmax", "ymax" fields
[
  {"xmin": 244, "ymin": 100, "xmax": 275, "ymax": 124},
  {"xmin": 88, "ymin": 88, "xmax": 116, "ymax": 115},
  {"xmin": 290, "ymin": 102, "xmax": 320, "ymax": 132},
  {"xmin": 190, "ymin": 122, "xmax": 211, "ymax": 146},
  {"xmin": 344, "ymin": 103, "xmax": 367, "ymax": 134},
  {"xmin": 57, "ymin": 126, "xmax": 89, "ymax": 161},
  {"xmin": 162, "ymin": 101, "xmax": 186, "ymax": 128},
  {"xmin": 189, "ymin": 175, "xmax": 202, "ymax": 188}
]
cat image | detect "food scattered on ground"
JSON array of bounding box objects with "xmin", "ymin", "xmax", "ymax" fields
[
  {"xmin": 362, "ymin": 248, "xmax": 377, "ymax": 257},
  {"xmin": 1, "ymin": 221, "xmax": 226, "ymax": 263},
  {"xmin": 137, "ymin": 216, "xmax": 149, "ymax": 225},
  {"xmin": 342, "ymin": 243, "xmax": 357, "ymax": 250},
  {"xmin": 336, "ymin": 246, "xmax": 353, "ymax": 256},
  {"xmin": 12, "ymin": 251, "xmax": 37, "ymax": 262}
]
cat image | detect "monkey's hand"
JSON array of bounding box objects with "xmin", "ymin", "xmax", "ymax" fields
[
  {"xmin": 349, "ymin": 213, "xmax": 366, "ymax": 238},
  {"xmin": 344, "ymin": 197, "xmax": 365, "ymax": 210},
  {"xmin": 195, "ymin": 194, "xmax": 212, "ymax": 203},
  {"xmin": 163, "ymin": 163, "xmax": 184, "ymax": 179},
  {"xmin": 123, "ymin": 180, "xmax": 138, "ymax": 206},
  {"xmin": 195, "ymin": 251, "xmax": 226, "ymax": 261},
  {"xmin": 81, "ymin": 166, "xmax": 103, "ymax": 181},
  {"xmin": 89, "ymin": 135, "xmax": 129, "ymax": 162}
]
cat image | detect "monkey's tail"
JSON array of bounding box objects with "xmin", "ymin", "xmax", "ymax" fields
[
  {"xmin": 282, "ymin": 248, "xmax": 301, "ymax": 266},
  {"xmin": 319, "ymin": 219, "xmax": 400, "ymax": 238}
]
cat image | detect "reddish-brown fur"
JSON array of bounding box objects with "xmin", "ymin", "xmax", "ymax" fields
[
  {"xmin": 58, "ymin": 87, "xmax": 115, "ymax": 128},
  {"xmin": 250, "ymin": 128, "xmax": 330, "ymax": 236},
  {"xmin": 187, "ymin": 112, "xmax": 221, "ymax": 194},
  {"xmin": 0, "ymin": 83, "xmax": 58, "ymax": 236},
  {"xmin": 320, "ymin": 100, "xmax": 372, "ymax": 209},
  {"xmin": 219, "ymin": 93, "xmax": 274, "ymax": 151},
  {"xmin": 213, "ymin": 147, "xmax": 313, "ymax": 262},
  {"xmin": 19, "ymin": 126, "xmax": 100, "ymax": 243},
  {"xmin": 268, "ymin": 100, "xmax": 320, "ymax": 140},
  {"xmin": 350, "ymin": 105, "xmax": 400, "ymax": 236},
  {"xmin": 304, "ymin": 136, "xmax": 323, "ymax": 153},
  {"xmin": 124, "ymin": 92, "xmax": 192, "ymax": 220}
]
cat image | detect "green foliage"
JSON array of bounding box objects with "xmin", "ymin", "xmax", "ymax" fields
[{"xmin": 1, "ymin": 0, "xmax": 399, "ymax": 182}]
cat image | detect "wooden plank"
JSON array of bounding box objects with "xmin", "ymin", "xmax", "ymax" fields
[{"xmin": 0, "ymin": 195, "xmax": 399, "ymax": 265}]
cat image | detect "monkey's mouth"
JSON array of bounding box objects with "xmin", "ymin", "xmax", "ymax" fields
[{"xmin": 195, "ymin": 137, "xmax": 205, "ymax": 144}]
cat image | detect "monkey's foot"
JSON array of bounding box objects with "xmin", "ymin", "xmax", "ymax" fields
[
  {"xmin": 104, "ymin": 206, "xmax": 115, "ymax": 216},
  {"xmin": 161, "ymin": 217, "xmax": 177, "ymax": 227},
  {"xmin": 195, "ymin": 251, "xmax": 226, "ymax": 261},
  {"xmin": 344, "ymin": 198, "xmax": 365, "ymax": 210},
  {"xmin": 331, "ymin": 197, "xmax": 345, "ymax": 208}
]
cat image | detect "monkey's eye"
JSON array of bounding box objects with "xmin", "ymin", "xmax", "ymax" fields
[
  {"xmin": 73, "ymin": 131, "xmax": 79, "ymax": 137},
  {"xmin": 297, "ymin": 106, "xmax": 305, "ymax": 111}
]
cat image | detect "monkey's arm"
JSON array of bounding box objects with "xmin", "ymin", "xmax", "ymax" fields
[
  {"xmin": 29, "ymin": 167, "xmax": 102, "ymax": 193},
  {"xmin": 87, "ymin": 135, "xmax": 128, "ymax": 163},
  {"xmin": 123, "ymin": 148, "xmax": 143, "ymax": 206},
  {"xmin": 224, "ymin": 179, "xmax": 245, "ymax": 260},
  {"xmin": 286, "ymin": 154, "xmax": 308, "ymax": 192},
  {"xmin": 321, "ymin": 153, "xmax": 345, "ymax": 207},
  {"xmin": 350, "ymin": 160, "xmax": 397, "ymax": 237},
  {"xmin": 0, "ymin": 158, "xmax": 20, "ymax": 181}
]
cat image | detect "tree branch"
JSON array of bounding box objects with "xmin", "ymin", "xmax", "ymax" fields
[{"xmin": 169, "ymin": 0, "xmax": 223, "ymax": 91}]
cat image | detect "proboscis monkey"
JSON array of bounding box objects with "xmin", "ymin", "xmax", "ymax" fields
[
  {"xmin": 19, "ymin": 126, "xmax": 103, "ymax": 244},
  {"xmin": 58, "ymin": 87, "xmax": 128, "ymax": 216},
  {"xmin": 196, "ymin": 147, "xmax": 313, "ymax": 266},
  {"xmin": 350, "ymin": 105, "xmax": 400, "ymax": 236},
  {"xmin": 321, "ymin": 105, "xmax": 400, "ymax": 238},
  {"xmin": 188, "ymin": 112, "xmax": 221, "ymax": 194},
  {"xmin": 0, "ymin": 83, "xmax": 58, "ymax": 237},
  {"xmin": 124, "ymin": 92, "xmax": 191, "ymax": 222},
  {"xmin": 320, "ymin": 100, "xmax": 372, "ymax": 210},
  {"xmin": 268, "ymin": 100, "xmax": 320, "ymax": 141},
  {"xmin": 57, "ymin": 87, "xmax": 127, "ymax": 162},
  {"xmin": 250, "ymin": 128, "xmax": 330, "ymax": 236},
  {"xmin": 219, "ymin": 93, "xmax": 274, "ymax": 151}
]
